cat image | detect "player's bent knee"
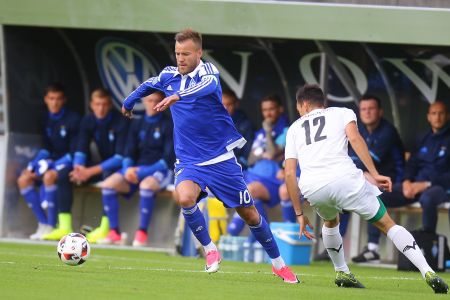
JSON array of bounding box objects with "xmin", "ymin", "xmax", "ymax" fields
[
  {"xmin": 177, "ymin": 195, "xmax": 197, "ymax": 208},
  {"xmin": 17, "ymin": 174, "xmax": 32, "ymax": 188},
  {"xmin": 139, "ymin": 177, "xmax": 159, "ymax": 190},
  {"xmin": 43, "ymin": 170, "xmax": 58, "ymax": 186}
]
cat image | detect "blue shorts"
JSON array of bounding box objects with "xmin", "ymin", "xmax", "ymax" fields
[
  {"xmin": 119, "ymin": 167, "xmax": 173, "ymax": 199},
  {"xmin": 244, "ymin": 171, "xmax": 282, "ymax": 208},
  {"xmin": 174, "ymin": 157, "xmax": 253, "ymax": 208}
]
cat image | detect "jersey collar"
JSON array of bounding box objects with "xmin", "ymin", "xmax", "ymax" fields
[{"xmin": 174, "ymin": 60, "xmax": 204, "ymax": 78}]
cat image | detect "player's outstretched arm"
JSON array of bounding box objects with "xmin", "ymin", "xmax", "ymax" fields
[
  {"xmin": 285, "ymin": 158, "xmax": 315, "ymax": 240},
  {"xmin": 345, "ymin": 121, "xmax": 392, "ymax": 192},
  {"xmin": 122, "ymin": 76, "xmax": 163, "ymax": 117}
]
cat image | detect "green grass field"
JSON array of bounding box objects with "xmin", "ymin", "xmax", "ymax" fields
[{"xmin": 0, "ymin": 242, "xmax": 448, "ymax": 300}]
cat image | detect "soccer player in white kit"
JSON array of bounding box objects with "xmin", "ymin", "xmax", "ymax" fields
[{"xmin": 284, "ymin": 84, "xmax": 448, "ymax": 293}]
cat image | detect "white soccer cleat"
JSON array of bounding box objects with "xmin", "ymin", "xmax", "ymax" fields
[
  {"xmin": 205, "ymin": 250, "xmax": 221, "ymax": 273},
  {"xmin": 29, "ymin": 223, "xmax": 53, "ymax": 240}
]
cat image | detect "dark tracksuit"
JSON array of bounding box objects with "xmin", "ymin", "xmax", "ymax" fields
[
  {"xmin": 74, "ymin": 110, "xmax": 129, "ymax": 177},
  {"xmin": 42, "ymin": 108, "xmax": 81, "ymax": 213},
  {"xmin": 400, "ymin": 124, "xmax": 450, "ymax": 232},
  {"xmin": 124, "ymin": 113, "xmax": 175, "ymax": 170},
  {"xmin": 348, "ymin": 118, "xmax": 405, "ymax": 242}
]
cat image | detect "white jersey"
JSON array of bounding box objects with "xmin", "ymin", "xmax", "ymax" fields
[{"xmin": 285, "ymin": 107, "xmax": 363, "ymax": 197}]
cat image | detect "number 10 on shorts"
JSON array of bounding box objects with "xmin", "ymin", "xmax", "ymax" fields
[{"xmin": 239, "ymin": 189, "xmax": 251, "ymax": 205}]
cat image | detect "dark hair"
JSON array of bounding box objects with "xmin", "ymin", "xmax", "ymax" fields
[
  {"xmin": 222, "ymin": 89, "xmax": 238, "ymax": 103},
  {"xmin": 175, "ymin": 28, "xmax": 202, "ymax": 49},
  {"xmin": 90, "ymin": 88, "xmax": 112, "ymax": 101},
  {"xmin": 261, "ymin": 94, "xmax": 282, "ymax": 107},
  {"xmin": 360, "ymin": 94, "xmax": 382, "ymax": 109},
  {"xmin": 296, "ymin": 84, "xmax": 325, "ymax": 105},
  {"xmin": 45, "ymin": 83, "xmax": 66, "ymax": 95}
]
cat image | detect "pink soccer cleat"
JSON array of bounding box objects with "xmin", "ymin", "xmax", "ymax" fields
[
  {"xmin": 97, "ymin": 229, "xmax": 127, "ymax": 245},
  {"xmin": 272, "ymin": 266, "xmax": 300, "ymax": 284},
  {"xmin": 132, "ymin": 230, "xmax": 148, "ymax": 247},
  {"xmin": 205, "ymin": 250, "xmax": 221, "ymax": 273}
]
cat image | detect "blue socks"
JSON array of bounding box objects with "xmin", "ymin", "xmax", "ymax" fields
[
  {"xmin": 249, "ymin": 215, "xmax": 280, "ymax": 259},
  {"xmin": 280, "ymin": 200, "xmax": 296, "ymax": 222},
  {"xmin": 227, "ymin": 211, "xmax": 246, "ymax": 236},
  {"xmin": 139, "ymin": 189, "xmax": 155, "ymax": 231},
  {"xmin": 182, "ymin": 204, "xmax": 211, "ymax": 246},
  {"xmin": 102, "ymin": 188, "xmax": 120, "ymax": 230},
  {"xmin": 21, "ymin": 187, "xmax": 47, "ymax": 224},
  {"xmin": 247, "ymin": 200, "xmax": 268, "ymax": 243},
  {"xmin": 44, "ymin": 185, "xmax": 58, "ymax": 227}
]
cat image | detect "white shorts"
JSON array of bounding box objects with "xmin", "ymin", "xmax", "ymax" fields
[{"xmin": 306, "ymin": 171, "xmax": 382, "ymax": 221}]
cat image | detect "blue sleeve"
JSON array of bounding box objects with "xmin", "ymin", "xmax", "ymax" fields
[
  {"xmin": 275, "ymin": 127, "xmax": 288, "ymax": 147},
  {"xmin": 28, "ymin": 149, "xmax": 51, "ymax": 171},
  {"xmin": 54, "ymin": 153, "xmax": 72, "ymax": 170},
  {"xmin": 73, "ymin": 151, "xmax": 87, "ymax": 166},
  {"xmin": 136, "ymin": 159, "xmax": 167, "ymax": 181},
  {"xmin": 100, "ymin": 154, "xmax": 124, "ymax": 172},
  {"xmin": 122, "ymin": 157, "xmax": 134, "ymax": 170},
  {"xmin": 176, "ymin": 74, "xmax": 218, "ymax": 102},
  {"xmin": 123, "ymin": 76, "xmax": 163, "ymax": 110}
]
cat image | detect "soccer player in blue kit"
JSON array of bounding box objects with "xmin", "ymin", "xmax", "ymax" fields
[{"xmin": 122, "ymin": 29, "xmax": 298, "ymax": 283}]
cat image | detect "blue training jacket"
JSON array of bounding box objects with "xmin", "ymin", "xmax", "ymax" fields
[
  {"xmin": 349, "ymin": 118, "xmax": 405, "ymax": 184},
  {"xmin": 404, "ymin": 123, "xmax": 450, "ymax": 190}
]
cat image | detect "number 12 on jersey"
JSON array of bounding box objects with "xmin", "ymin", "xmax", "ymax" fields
[{"xmin": 302, "ymin": 116, "xmax": 327, "ymax": 145}]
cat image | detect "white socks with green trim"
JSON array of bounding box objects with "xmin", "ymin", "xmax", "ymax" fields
[
  {"xmin": 387, "ymin": 225, "xmax": 433, "ymax": 277},
  {"xmin": 322, "ymin": 224, "xmax": 349, "ymax": 273}
]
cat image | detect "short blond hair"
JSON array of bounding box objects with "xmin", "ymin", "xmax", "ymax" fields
[
  {"xmin": 174, "ymin": 28, "xmax": 202, "ymax": 49},
  {"xmin": 90, "ymin": 88, "xmax": 112, "ymax": 102}
]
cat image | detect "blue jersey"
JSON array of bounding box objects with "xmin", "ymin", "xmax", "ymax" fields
[
  {"xmin": 123, "ymin": 61, "xmax": 245, "ymax": 165},
  {"xmin": 404, "ymin": 124, "xmax": 450, "ymax": 189},
  {"xmin": 74, "ymin": 110, "xmax": 129, "ymax": 172},
  {"xmin": 349, "ymin": 118, "xmax": 404, "ymax": 184},
  {"xmin": 40, "ymin": 108, "xmax": 81, "ymax": 160},
  {"xmin": 125, "ymin": 114, "xmax": 175, "ymax": 167},
  {"xmin": 248, "ymin": 114, "xmax": 289, "ymax": 179}
]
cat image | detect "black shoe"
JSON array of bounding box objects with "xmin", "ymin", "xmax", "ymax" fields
[
  {"xmin": 351, "ymin": 246, "xmax": 380, "ymax": 263},
  {"xmin": 426, "ymin": 271, "xmax": 449, "ymax": 294},
  {"xmin": 314, "ymin": 249, "xmax": 331, "ymax": 261},
  {"xmin": 335, "ymin": 271, "xmax": 365, "ymax": 288}
]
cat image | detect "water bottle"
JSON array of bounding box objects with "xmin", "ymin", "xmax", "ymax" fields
[
  {"xmin": 235, "ymin": 237, "xmax": 245, "ymax": 261},
  {"xmin": 243, "ymin": 241, "xmax": 253, "ymax": 262},
  {"xmin": 223, "ymin": 236, "xmax": 232, "ymax": 260},
  {"xmin": 253, "ymin": 242, "xmax": 264, "ymax": 263},
  {"xmin": 231, "ymin": 237, "xmax": 240, "ymax": 261}
]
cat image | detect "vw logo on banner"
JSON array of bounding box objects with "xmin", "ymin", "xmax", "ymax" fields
[{"xmin": 96, "ymin": 37, "xmax": 160, "ymax": 113}]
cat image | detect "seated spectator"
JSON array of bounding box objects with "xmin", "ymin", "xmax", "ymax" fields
[
  {"xmin": 221, "ymin": 89, "xmax": 254, "ymax": 169},
  {"xmin": 353, "ymin": 100, "xmax": 449, "ymax": 263},
  {"xmin": 17, "ymin": 83, "xmax": 80, "ymax": 240},
  {"xmin": 227, "ymin": 94, "xmax": 289, "ymax": 237},
  {"xmin": 68, "ymin": 88, "xmax": 129, "ymax": 243},
  {"xmin": 345, "ymin": 95, "xmax": 405, "ymax": 263},
  {"xmin": 99, "ymin": 92, "xmax": 175, "ymax": 246}
]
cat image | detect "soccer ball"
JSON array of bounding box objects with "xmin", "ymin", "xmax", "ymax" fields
[{"xmin": 57, "ymin": 233, "xmax": 90, "ymax": 266}]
